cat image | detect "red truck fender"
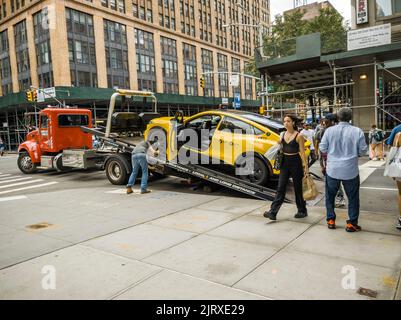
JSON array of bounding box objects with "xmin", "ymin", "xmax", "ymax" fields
[{"xmin": 18, "ymin": 140, "xmax": 41, "ymax": 164}]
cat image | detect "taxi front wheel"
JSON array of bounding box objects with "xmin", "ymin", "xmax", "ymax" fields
[{"xmin": 236, "ymin": 156, "xmax": 269, "ymax": 186}]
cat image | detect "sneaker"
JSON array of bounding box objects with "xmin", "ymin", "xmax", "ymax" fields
[
  {"xmin": 263, "ymin": 211, "xmax": 277, "ymax": 221},
  {"xmin": 140, "ymin": 189, "xmax": 151, "ymax": 194},
  {"xmin": 396, "ymin": 218, "xmax": 401, "ymax": 230},
  {"xmin": 327, "ymin": 219, "xmax": 336, "ymax": 229},
  {"xmin": 126, "ymin": 187, "xmax": 133, "ymax": 194},
  {"xmin": 346, "ymin": 223, "xmax": 362, "ymax": 232},
  {"xmin": 294, "ymin": 212, "xmax": 308, "ymax": 219},
  {"xmin": 372, "ymin": 157, "xmax": 378, "ymax": 161}
]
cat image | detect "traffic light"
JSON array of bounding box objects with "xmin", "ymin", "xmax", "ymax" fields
[
  {"xmin": 25, "ymin": 90, "xmax": 33, "ymax": 102},
  {"xmin": 32, "ymin": 90, "xmax": 37, "ymax": 102},
  {"xmin": 200, "ymin": 77, "xmax": 205, "ymax": 88}
]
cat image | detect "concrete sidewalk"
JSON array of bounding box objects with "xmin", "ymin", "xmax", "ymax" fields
[{"xmin": 0, "ymin": 189, "xmax": 400, "ymax": 300}]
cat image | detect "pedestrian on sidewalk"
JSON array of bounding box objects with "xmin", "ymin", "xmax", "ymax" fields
[
  {"xmin": 319, "ymin": 107, "xmax": 368, "ymax": 232},
  {"xmin": 316, "ymin": 114, "xmax": 346, "ymax": 208},
  {"xmin": 126, "ymin": 139, "xmax": 159, "ymax": 195},
  {"xmin": 388, "ymin": 130, "xmax": 401, "ymax": 230},
  {"xmin": 263, "ymin": 114, "xmax": 309, "ymax": 221},
  {"xmin": 301, "ymin": 122, "xmax": 317, "ymax": 167},
  {"xmin": 369, "ymin": 125, "xmax": 385, "ymax": 161},
  {"xmin": 386, "ymin": 123, "xmax": 401, "ymax": 147},
  {"xmin": 0, "ymin": 137, "xmax": 4, "ymax": 156}
]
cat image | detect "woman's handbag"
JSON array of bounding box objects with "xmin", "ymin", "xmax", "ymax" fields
[
  {"xmin": 273, "ymin": 150, "xmax": 284, "ymax": 171},
  {"xmin": 272, "ymin": 132, "xmax": 285, "ymax": 171},
  {"xmin": 384, "ymin": 135, "xmax": 401, "ymax": 178},
  {"xmin": 302, "ymin": 174, "xmax": 318, "ymax": 201}
]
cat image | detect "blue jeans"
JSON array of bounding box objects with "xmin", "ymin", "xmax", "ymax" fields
[
  {"xmin": 325, "ymin": 175, "xmax": 360, "ymax": 225},
  {"xmin": 127, "ymin": 153, "xmax": 148, "ymax": 191}
]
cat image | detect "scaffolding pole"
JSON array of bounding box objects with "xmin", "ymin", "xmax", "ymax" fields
[{"xmin": 374, "ymin": 60, "xmax": 378, "ymax": 126}]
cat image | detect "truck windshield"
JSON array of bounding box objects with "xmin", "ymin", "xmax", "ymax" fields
[{"xmin": 58, "ymin": 114, "xmax": 89, "ymax": 127}]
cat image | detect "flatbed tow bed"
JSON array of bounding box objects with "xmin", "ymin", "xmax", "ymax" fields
[{"xmin": 80, "ymin": 125, "xmax": 288, "ymax": 203}]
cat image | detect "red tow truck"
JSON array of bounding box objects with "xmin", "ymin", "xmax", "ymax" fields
[
  {"xmin": 18, "ymin": 107, "xmax": 93, "ymax": 173},
  {"xmin": 17, "ymin": 90, "xmax": 160, "ymax": 185}
]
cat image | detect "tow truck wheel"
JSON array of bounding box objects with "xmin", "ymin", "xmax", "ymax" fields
[
  {"xmin": 17, "ymin": 152, "xmax": 37, "ymax": 174},
  {"xmin": 237, "ymin": 156, "xmax": 269, "ymax": 186},
  {"xmin": 105, "ymin": 157, "xmax": 129, "ymax": 185}
]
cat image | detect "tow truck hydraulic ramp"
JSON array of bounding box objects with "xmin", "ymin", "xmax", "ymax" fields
[{"xmin": 81, "ymin": 125, "xmax": 287, "ymax": 203}]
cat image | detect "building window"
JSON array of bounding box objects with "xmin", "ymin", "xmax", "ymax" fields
[
  {"xmin": 158, "ymin": 0, "xmax": 176, "ymax": 30},
  {"xmin": 244, "ymin": 77, "xmax": 253, "ymax": 100},
  {"xmin": 133, "ymin": 0, "xmax": 153, "ymax": 22},
  {"xmin": 66, "ymin": 7, "xmax": 94, "ymax": 37},
  {"xmin": 183, "ymin": 43, "xmax": 197, "ymax": 96},
  {"xmin": 104, "ymin": 20, "xmax": 129, "ymax": 89},
  {"xmin": 161, "ymin": 36, "xmax": 178, "ymax": 94},
  {"xmin": 34, "ymin": 8, "xmax": 54, "ymax": 88},
  {"xmin": 1, "ymin": 1, "xmax": 7, "ymax": 20},
  {"xmin": 231, "ymin": 57, "xmax": 241, "ymax": 97},
  {"xmin": 201, "ymin": 48, "xmax": 214, "ymax": 97},
  {"xmin": 38, "ymin": 72, "xmax": 53, "ymax": 88},
  {"xmin": 14, "ymin": 20, "xmax": 31, "ymax": 91},
  {"xmin": 135, "ymin": 28, "xmax": 156, "ymax": 92},
  {"xmin": 217, "ymin": 53, "xmax": 228, "ymax": 98},
  {"xmin": 102, "ymin": 0, "xmax": 125, "ymax": 13},
  {"xmin": 66, "ymin": 8, "xmax": 97, "ymax": 87},
  {"xmin": 376, "ymin": 0, "xmax": 401, "ymax": 18},
  {"xmin": 0, "ymin": 30, "xmax": 12, "ymax": 95}
]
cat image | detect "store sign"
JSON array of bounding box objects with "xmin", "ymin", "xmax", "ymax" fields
[
  {"xmin": 221, "ymin": 98, "xmax": 229, "ymax": 105},
  {"xmin": 356, "ymin": 0, "xmax": 368, "ymax": 25},
  {"xmin": 347, "ymin": 24, "xmax": 391, "ymax": 51}
]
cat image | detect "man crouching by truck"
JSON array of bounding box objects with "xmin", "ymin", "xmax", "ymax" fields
[{"xmin": 126, "ymin": 140, "xmax": 159, "ymax": 194}]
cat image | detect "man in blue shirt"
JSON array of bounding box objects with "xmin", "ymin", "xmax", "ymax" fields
[
  {"xmin": 319, "ymin": 107, "xmax": 368, "ymax": 232},
  {"xmin": 386, "ymin": 124, "xmax": 401, "ymax": 146}
]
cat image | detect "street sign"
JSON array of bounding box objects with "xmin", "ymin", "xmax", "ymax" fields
[
  {"xmin": 37, "ymin": 90, "xmax": 45, "ymax": 103},
  {"xmin": 234, "ymin": 93, "xmax": 241, "ymax": 109},
  {"xmin": 222, "ymin": 98, "xmax": 229, "ymax": 105},
  {"xmin": 43, "ymin": 87, "xmax": 56, "ymax": 98},
  {"xmin": 36, "ymin": 87, "xmax": 56, "ymax": 103},
  {"xmin": 229, "ymin": 74, "xmax": 239, "ymax": 87}
]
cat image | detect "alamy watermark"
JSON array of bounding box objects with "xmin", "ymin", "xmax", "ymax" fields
[
  {"xmin": 41, "ymin": 265, "xmax": 56, "ymax": 290},
  {"xmin": 341, "ymin": 265, "xmax": 357, "ymax": 290}
]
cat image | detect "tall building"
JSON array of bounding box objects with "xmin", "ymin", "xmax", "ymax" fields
[
  {"xmin": 284, "ymin": 1, "xmax": 336, "ymax": 21},
  {"xmin": 0, "ymin": 0, "xmax": 270, "ymax": 100},
  {"xmin": 351, "ymin": 0, "xmax": 401, "ymax": 40}
]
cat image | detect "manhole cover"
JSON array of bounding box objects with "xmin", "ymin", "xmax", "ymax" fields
[
  {"xmin": 357, "ymin": 287, "xmax": 378, "ymax": 298},
  {"xmin": 26, "ymin": 222, "xmax": 53, "ymax": 230}
]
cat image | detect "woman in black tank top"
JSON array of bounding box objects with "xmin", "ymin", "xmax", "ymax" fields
[{"xmin": 264, "ymin": 114, "xmax": 309, "ymax": 220}]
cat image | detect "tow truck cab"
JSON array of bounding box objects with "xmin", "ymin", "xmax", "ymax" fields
[{"xmin": 18, "ymin": 108, "xmax": 92, "ymax": 173}]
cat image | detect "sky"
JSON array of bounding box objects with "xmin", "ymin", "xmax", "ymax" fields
[{"xmin": 270, "ymin": 0, "xmax": 352, "ymax": 23}]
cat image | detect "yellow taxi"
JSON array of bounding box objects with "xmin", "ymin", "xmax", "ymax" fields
[{"xmin": 144, "ymin": 110, "xmax": 310, "ymax": 185}]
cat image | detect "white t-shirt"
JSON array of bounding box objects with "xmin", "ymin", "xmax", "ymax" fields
[{"xmin": 301, "ymin": 129, "xmax": 315, "ymax": 150}]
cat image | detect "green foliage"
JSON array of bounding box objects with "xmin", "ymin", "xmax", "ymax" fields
[{"xmin": 247, "ymin": 7, "xmax": 348, "ymax": 79}]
